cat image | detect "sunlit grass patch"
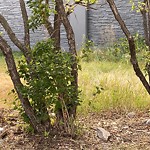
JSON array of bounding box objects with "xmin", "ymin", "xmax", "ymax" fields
[
  {"xmin": 0, "ymin": 55, "xmax": 16, "ymax": 108},
  {"xmin": 78, "ymin": 61, "xmax": 150, "ymax": 114},
  {"xmin": 0, "ymin": 52, "xmax": 149, "ymax": 112}
]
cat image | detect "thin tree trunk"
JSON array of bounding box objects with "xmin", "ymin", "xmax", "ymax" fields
[
  {"xmin": 141, "ymin": 0, "xmax": 150, "ymax": 84},
  {"xmin": 19, "ymin": 0, "xmax": 30, "ymax": 48},
  {"xmin": 141, "ymin": 2, "xmax": 149, "ymax": 45},
  {"xmin": 146, "ymin": 0, "xmax": 150, "ymax": 84},
  {"xmin": 56, "ymin": 0, "xmax": 78, "ymax": 118},
  {"xmin": 107, "ymin": 0, "xmax": 150, "ymax": 94},
  {"xmin": 0, "ymin": 36, "xmax": 43, "ymax": 132},
  {"xmin": 53, "ymin": 4, "xmax": 61, "ymax": 50}
]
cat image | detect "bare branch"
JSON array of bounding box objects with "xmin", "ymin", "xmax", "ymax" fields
[
  {"xmin": 0, "ymin": 14, "xmax": 31, "ymax": 63},
  {"xmin": 0, "ymin": 14, "xmax": 25, "ymax": 51},
  {"xmin": 42, "ymin": 0, "xmax": 54, "ymax": 36},
  {"xmin": 44, "ymin": 19, "xmax": 54, "ymax": 36},
  {"xmin": 53, "ymin": 4, "xmax": 61, "ymax": 49},
  {"xmin": 19, "ymin": 0, "xmax": 30, "ymax": 48}
]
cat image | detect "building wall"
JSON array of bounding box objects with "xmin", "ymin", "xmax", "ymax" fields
[
  {"xmin": 0, "ymin": 0, "xmax": 144, "ymax": 50},
  {"xmin": 0, "ymin": 0, "xmax": 86, "ymax": 51},
  {"xmin": 87, "ymin": 0, "xmax": 144, "ymax": 46},
  {"xmin": 0, "ymin": 0, "xmax": 50, "ymax": 50}
]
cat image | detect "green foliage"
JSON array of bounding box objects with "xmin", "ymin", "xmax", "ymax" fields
[
  {"xmin": 17, "ymin": 39, "xmax": 80, "ymax": 124},
  {"xmin": 79, "ymin": 40, "xmax": 94, "ymax": 62},
  {"xmin": 27, "ymin": 0, "xmax": 55, "ymax": 31},
  {"xmin": 79, "ymin": 34, "xmax": 148, "ymax": 63},
  {"xmin": 106, "ymin": 33, "xmax": 147, "ymax": 61},
  {"xmin": 130, "ymin": 0, "xmax": 146, "ymax": 12},
  {"xmin": 74, "ymin": 0, "xmax": 97, "ymax": 5}
]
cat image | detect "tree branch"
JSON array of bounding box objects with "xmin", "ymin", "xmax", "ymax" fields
[
  {"xmin": 19, "ymin": 0, "xmax": 30, "ymax": 48},
  {"xmin": 53, "ymin": 4, "xmax": 61, "ymax": 49},
  {"xmin": 140, "ymin": 0, "xmax": 150, "ymax": 45},
  {"xmin": 43, "ymin": 0, "xmax": 54, "ymax": 37},
  {"xmin": 0, "ymin": 14, "xmax": 25, "ymax": 51},
  {"xmin": 107, "ymin": 0, "xmax": 150, "ymax": 94},
  {"xmin": 0, "ymin": 14, "xmax": 31, "ymax": 63}
]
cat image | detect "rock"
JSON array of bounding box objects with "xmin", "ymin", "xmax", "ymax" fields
[
  {"xmin": 145, "ymin": 119, "xmax": 150, "ymax": 125},
  {"xmin": 127, "ymin": 112, "xmax": 136, "ymax": 118},
  {"xmin": 96, "ymin": 127, "xmax": 111, "ymax": 142},
  {"xmin": 0, "ymin": 128, "xmax": 3, "ymax": 132},
  {"xmin": 122, "ymin": 125, "xmax": 129, "ymax": 130}
]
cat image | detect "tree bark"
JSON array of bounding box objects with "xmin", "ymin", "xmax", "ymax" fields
[
  {"xmin": 19, "ymin": 0, "xmax": 30, "ymax": 48},
  {"xmin": 0, "ymin": 36, "xmax": 43, "ymax": 132},
  {"xmin": 107, "ymin": 0, "xmax": 150, "ymax": 94},
  {"xmin": 141, "ymin": 1, "xmax": 150, "ymax": 45},
  {"xmin": 53, "ymin": 4, "xmax": 61, "ymax": 50}
]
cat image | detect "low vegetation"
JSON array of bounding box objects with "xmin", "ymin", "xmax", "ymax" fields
[
  {"xmin": 0, "ymin": 41, "xmax": 149, "ymax": 113},
  {"xmin": 78, "ymin": 60, "xmax": 150, "ymax": 114}
]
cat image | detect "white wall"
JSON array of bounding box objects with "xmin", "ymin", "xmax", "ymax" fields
[{"xmin": 70, "ymin": 5, "xmax": 86, "ymax": 49}]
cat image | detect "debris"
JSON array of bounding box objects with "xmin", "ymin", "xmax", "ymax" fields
[
  {"xmin": 0, "ymin": 129, "xmax": 8, "ymax": 139},
  {"xmin": 0, "ymin": 139, "xmax": 4, "ymax": 146}
]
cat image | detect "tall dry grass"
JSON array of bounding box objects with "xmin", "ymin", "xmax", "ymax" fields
[
  {"xmin": 0, "ymin": 53, "xmax": 149, "ymax": 112},
  {"xmin": 78, "ymin": 61, "xmax": 150, "ymax": 114}
]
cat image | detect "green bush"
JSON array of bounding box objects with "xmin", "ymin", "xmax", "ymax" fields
[{"xmin": 16, "ymin": 39, "xmax": 80, "ymax": 124}]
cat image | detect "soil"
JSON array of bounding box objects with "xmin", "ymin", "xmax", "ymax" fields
[{"xmin": 0, "ymin": 109, "xmax": 150, "ymax": 150}]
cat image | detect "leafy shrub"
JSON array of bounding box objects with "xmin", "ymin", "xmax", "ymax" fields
[{"xmin": 16, "ymin": 39, "xmax": 80, "ymax": 124}]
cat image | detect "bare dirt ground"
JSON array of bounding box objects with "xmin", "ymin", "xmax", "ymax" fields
[{"xmin": 1, "ymin": 109, "xmax": 150, "ymax": 150}]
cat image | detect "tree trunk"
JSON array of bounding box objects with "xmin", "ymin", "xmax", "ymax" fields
[
  {"xmin": 52, "ymin": 4, "xmax": 61, "ymax": 50},
  {"xmin": 107, "ymin": 0, "xmax": 150, "ymax": 94},
  {"xmin": 140, "ymin": 0, "xmax": 150, "ymax": 84},
  {"xmin": 0, "ymin": 36, "xmax": 44, "ymax": 132},
  {"xmin": 56, "ymin": 0, "xmax": 78, "ymax": 119}
]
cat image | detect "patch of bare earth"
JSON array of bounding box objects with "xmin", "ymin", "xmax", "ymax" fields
[{"xmin": 0, "ymin": 109, "xmax": 150, "ymax": 150}]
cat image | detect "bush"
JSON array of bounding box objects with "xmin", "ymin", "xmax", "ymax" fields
[{"xmin": 16, "ymin": 39, "xmax": 80, "ymax": 125}]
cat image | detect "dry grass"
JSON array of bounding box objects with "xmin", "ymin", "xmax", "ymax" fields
[
  {"xmin": 0, "ymin": 55, "xmax": 149, "ymax": 112},
  {"xmin": 78, "ymin": 61, "xmax": 150, "ymax": 113},
  {"xmin": 0, "ymin": 57, "xmax": 14, "ymax": 108}
]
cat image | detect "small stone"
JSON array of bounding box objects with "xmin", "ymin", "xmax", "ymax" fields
[
  {"xmin": 122, "ymin": 125, "xmax": 129, "ymax": 130},
  {"xmin": 146, "ymin": 119, "xmax": 150, "ymax": 125},
  {"xmin": 0, "ymin": 128, "xmax": 3, "ymax": 132},
  {"xmin": 96, "ymin": 127, "xmax": 111, "ymax": 142},
  {"xmin": 127, "ymin": 112, "xmax": 136, "ymax": 118}
]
